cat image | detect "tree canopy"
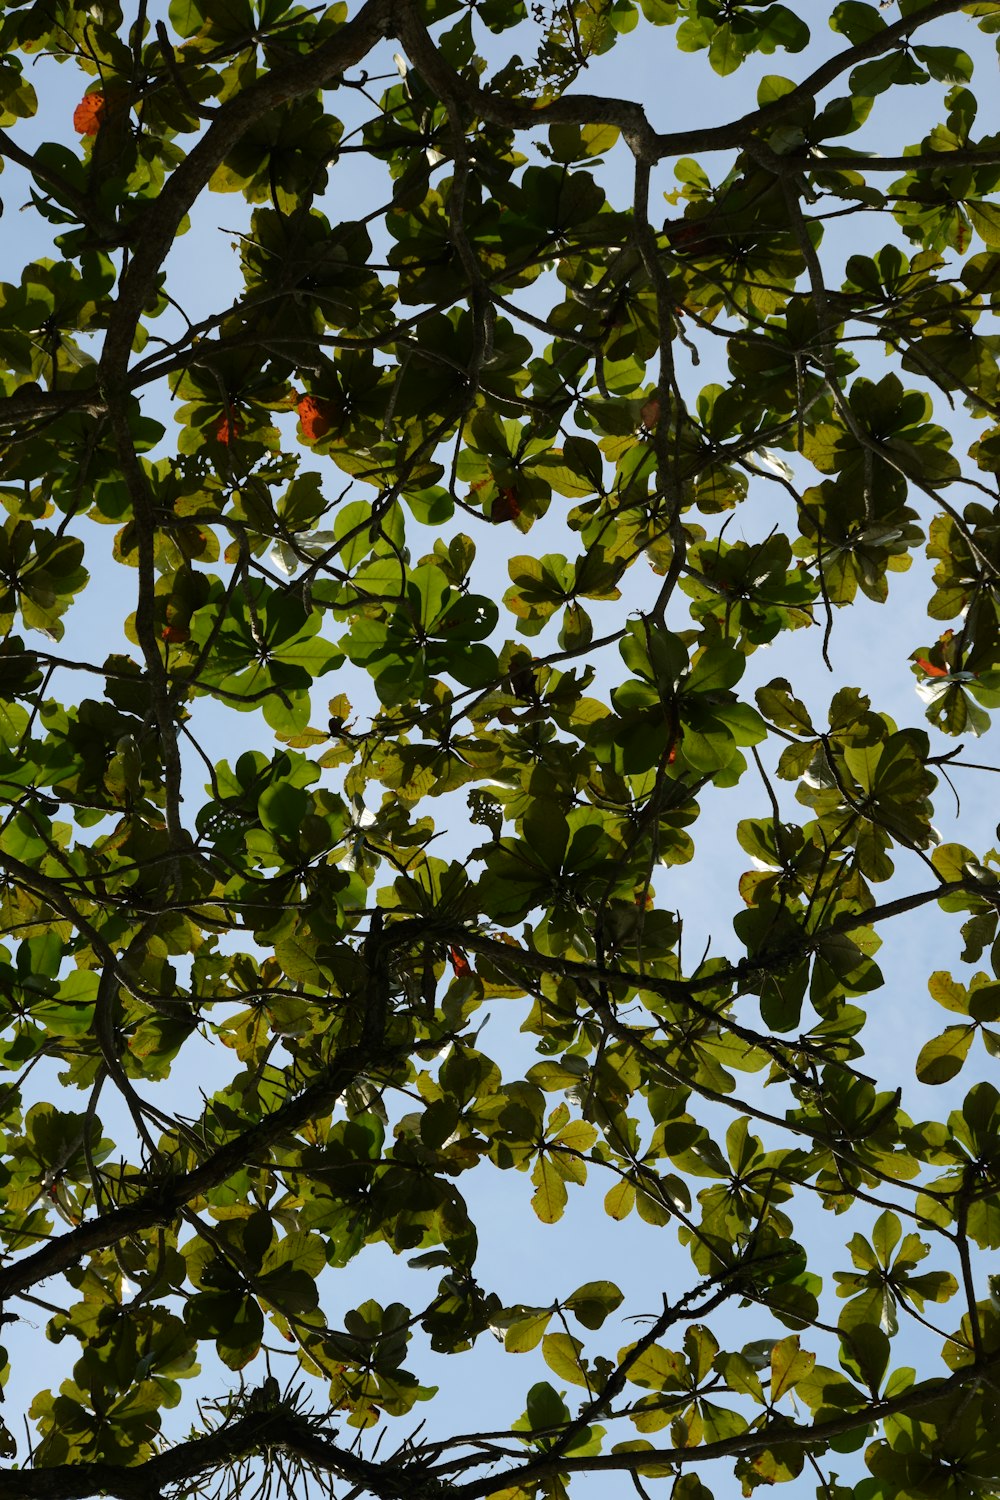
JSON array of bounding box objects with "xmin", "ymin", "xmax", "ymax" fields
[{"xmin": 3, "ymin": 0, "xmax": 1000, "ymax": 1496}]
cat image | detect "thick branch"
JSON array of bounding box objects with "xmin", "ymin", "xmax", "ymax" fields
[
  {"xmin": 447, "ymin": 875, "xmax": 991, "ymax": 1006},
  {"xmin": 0, "ymin": 1044, "xmax": 377, "ymax": 1300},
  {"xmin": 451, "ymin": 1351, "xmax": 1000, "ymax": 1498},
  {"xmin": 0, "ymin": 1408, "xmax": 420, "ymax": 1500},
  {"xmin": 396, "ymin": 0, "xmax": 974, "ymax": 163},
  {"xmin": 8, "ymin": 1352, "xmax": 999, "ymax": 1500}
]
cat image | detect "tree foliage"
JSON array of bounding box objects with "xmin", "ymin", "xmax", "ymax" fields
[{"xmin": 3, "ymin": 0, "xmax": 1000, "ymax": 1497}]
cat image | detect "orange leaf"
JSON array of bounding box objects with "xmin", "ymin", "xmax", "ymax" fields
[
  {"xmin": 161, "ymin": 624, "xmax": 190, "ymax": 644},
  {"xmin": 297, "ymin": 395, "xmax": 337, "ymax": 443},
  {"xmin": 640, "ymin": 397, "xmax": 660, "ymax": 430},
  {"xmin": 915, "ymin": 656, "xmax": 949, "ymax": 678},
  {"xmin": 665, "ymin": 218, "xmax": 713, "ymax": 254},
  {"xmin": 449, "ymin": 945, "xmax": 472, "ymax": 978},
  {"xmin": 73, "ymin": 93, "xmax": 107, "ymax": 136},
  {"xmin": 215, "ymin": 413, "xmax": 242, "ymax": 445},
  {"xmin": 491, "ymin": 487, "xmax": 520, "ymax": 523}
]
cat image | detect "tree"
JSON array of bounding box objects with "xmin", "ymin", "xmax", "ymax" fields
[{"xmin": 3, "ymin": 0, "xmax": 1000, "ymax": 1495}]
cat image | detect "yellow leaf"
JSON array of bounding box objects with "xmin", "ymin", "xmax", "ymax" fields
[
  {"xmin": 604, "ymin": 1180, "xmax": 635, "ymax": 1220},
  {"xmin": 770, "ymin": 1335, "xmax": 815, "ymax": 1401},
  {"xmin": 542, "ymin": 1332, "xmax": 590, "ymax": 1388},
  {"xmin": 532, "ymin": 1154, "xmax": 568, "ymax": 1223}
]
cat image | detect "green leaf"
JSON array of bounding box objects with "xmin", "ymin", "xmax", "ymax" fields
[
  {"xmin": 258, "ymin": 1233, "xmax": 326, "ymax": 1314},
  {"xmin": 830, "ymin": 2, "xmax": 886, "ymax": 43},
  {"xmin": 915, "ymin": 1025, "xmax": 975, "ymax": 1084},
  {"xmin": 966, "ymin": 200, "xmax": 1000, "ymax": 249},
  {"xmin": 565, "ymin": 1281, "xmax": 624, "ymax": 1329},
  {"xmin": 523, "ymin": 1381, "xmax": 570, "ymax": 1435}
]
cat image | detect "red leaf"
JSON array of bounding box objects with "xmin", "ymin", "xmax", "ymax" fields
[
  {"xmin": 449, "ymin": 946, "xmax": 472, "ymax": 978},
  {"xmin": 665, "ymin": 217, "xmax": 714, "ymax": 255},
  {"xmin": 161, "ymin": 623, "xmax": 190, "ymax": 644},
  {"xmin": 215, "ymin": 413, "xmax": 242, "ymax": 445},
  {"xmin": 297, "ymin": 395, "xmax": 337, "ymax": 443},
  {"xmin": 491, "ymin": 486, "xmax": 520, "ymax": 523},
  {"xmin": 915, "ymin": 656, "xmax": 949, "ymax": 678},
  {"xmin": 73, "ymin": 93, "xmax": 107, "ymax": 136}
]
